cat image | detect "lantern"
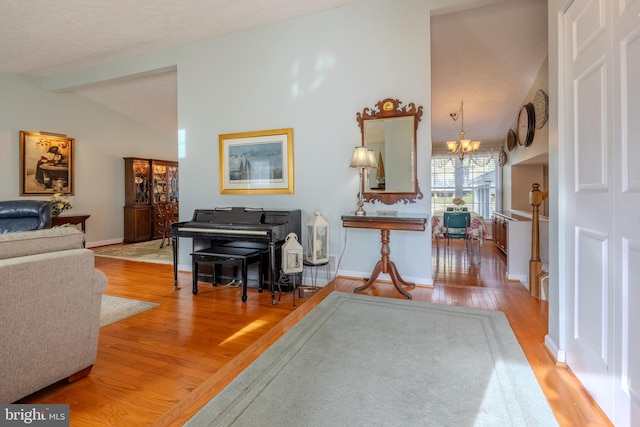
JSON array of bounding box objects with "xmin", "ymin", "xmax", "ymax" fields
[
  {"xmin": 306, "ymin": 211, "xmax": 329, "ymax": 264},
  {"xmin": 281, "ymin": 232, "xmax": 303, "ymax": 274}
]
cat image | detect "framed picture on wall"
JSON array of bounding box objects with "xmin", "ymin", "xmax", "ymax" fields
[
  {"xmin": 19, "ymin": 131, "xmax": 75, "ymax": 196},
  {"xmin": 218, "ymin": 128, "xmax": 294, "ymax": 195}
]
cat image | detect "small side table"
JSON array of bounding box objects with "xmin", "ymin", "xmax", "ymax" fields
[
  {"xmin": 301, "ymin": 260, "xmax": 330, "ymax": 294},
  {"xmin": 341, "ymin": 213, "xmax": 428, "ymax": 299},
  {"xmin": 52, "ymin": 214, "xmax": 90, "ymax": 247},
  {"xmin": 52, "ymin": 214, "xmax": 90, "ymax": 232}
]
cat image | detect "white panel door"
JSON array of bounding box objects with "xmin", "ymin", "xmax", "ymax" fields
[
  {"xmin": 613, "ymin": 0, "xmax": 640, "ymax": 425},
  {"xmin": 563, "ymin": 0, "xmax": 615, "ymax": 420},
  {"xmin": 564, "ymin": 0, "xmax": 640, "ymax": 425}
]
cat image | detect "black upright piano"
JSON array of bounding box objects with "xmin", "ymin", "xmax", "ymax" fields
[{"xmin": 169, "ymin": 207, "xmax": 301, "ymax": 304}]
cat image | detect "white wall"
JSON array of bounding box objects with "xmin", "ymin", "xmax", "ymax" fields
[
  {"xmin": 511, "ymin": 164, "xmax": 546, "ymax": 211},
  {"xmin": 546, "ymin": 0, "xmax": 563, "ymax": 363},
  {"xmin": 0, "ymin": 73, "xmax": 176, "ymax": 246},
  {"xmin": 502, "ymin": 56, "xmax": 550, "ymax": 212},
  {"xmin": 175, "ymin": 0, "xmax": 433, "ymax": 283}
]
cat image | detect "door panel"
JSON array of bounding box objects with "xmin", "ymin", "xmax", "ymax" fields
[
  {"xmin": 575, "ymin": 227, "xmax": 608, "ymax": 364},
  {"xmin": 623, "ymin": 240, "xmax": 640, "ymax": 415},
  {"xmin": 564, "ymin": 0, "xmax": 615, "ymax": 419},
  {"xmin": 614, "ymin": 0, "xmax": 640, "ymax": 424},
  {"xmin": 575, "ymin": 62, "xmax": 607, "ymax": 191},
  {"xmin": 564, "ymin": 0, "xmax": 640, "ymax": 424}
]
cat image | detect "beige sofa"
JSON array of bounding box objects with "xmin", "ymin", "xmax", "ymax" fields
[{"xmin": 0, "ymin": 227, "xmax": 107, "ymax": 403}]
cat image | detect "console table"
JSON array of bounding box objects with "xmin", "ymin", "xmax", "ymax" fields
[
  {"xmin": 52, "ymin": 214, "xmax": 90, "ymax": 232},
  {"xmin": 341, "ymin": 214, "xmax": 428, "ymax": 299},
  {"xmin": 52, "ymin": 214, "xmax": 90, "ymax": 247}
]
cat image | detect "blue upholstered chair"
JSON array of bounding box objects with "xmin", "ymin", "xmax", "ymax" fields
[{"xmin": 443, "ymin": 211, "xmax": 470, "ymax": 250}]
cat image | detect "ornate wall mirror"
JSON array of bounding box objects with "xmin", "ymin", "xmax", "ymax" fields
[{"xmin": 356, "ymin": 98, "xmax": 423, "ymax": 205}]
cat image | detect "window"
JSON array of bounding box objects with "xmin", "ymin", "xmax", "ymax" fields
[{"xmin": 431, "ymin": 153, "xmax": 497, "ymax": 218}]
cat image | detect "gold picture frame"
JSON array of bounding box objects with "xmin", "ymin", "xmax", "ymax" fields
[
  {"xmin": 219, "ymin": 128, "xmax": 294, "ymax": 195},
  {"xmin": 19, "ymin": 131, "xmax": 75, "ymax": 196}
]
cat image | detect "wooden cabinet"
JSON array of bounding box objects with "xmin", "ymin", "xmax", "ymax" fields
[
  {"xmin": 492, "ymin": 213, "xmax": 509, "ymax": 254},
  {"xmin": 492, "ymin": 211, "xmax": 549, "ymax": 285},
  {"xmin": 124, "ymin": 157, "xmax": 178, "ymax": 243}
]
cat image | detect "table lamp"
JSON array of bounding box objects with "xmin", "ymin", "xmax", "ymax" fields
[{"xmin": 349, "ymin": 146, "xmax": 377, "ymax": 216}]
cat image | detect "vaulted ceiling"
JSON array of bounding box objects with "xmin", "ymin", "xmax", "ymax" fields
[
  {"xmin": 431, "ymin": 0, "xmax": 548, "ymax": 149},
  {"xmin": 0, "ymin": 0, "xmax": 547, "ymax": 148}
]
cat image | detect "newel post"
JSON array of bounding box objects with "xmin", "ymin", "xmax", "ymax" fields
[{"xmin": 529, "ymin": 183, "xmax": 548, "ymax": 299}]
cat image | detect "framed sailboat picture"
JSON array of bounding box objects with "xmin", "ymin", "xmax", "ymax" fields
[{"xmin": 218, "ymin": 128, "xmax": 294, "ymax": 195}]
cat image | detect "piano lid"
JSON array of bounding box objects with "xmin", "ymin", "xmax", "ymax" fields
[
  {"xmin": 171, "ymin": 208, "xmax": 301, "ymax": 244},
  {"xmin": 193, "ymin": 207, "xmax": 264, "ymax": 224}
]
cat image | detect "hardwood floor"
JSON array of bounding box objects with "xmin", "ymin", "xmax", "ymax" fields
[{"xmin": 20, "ymin": 240, "xmax": 611, "ymax": 426}]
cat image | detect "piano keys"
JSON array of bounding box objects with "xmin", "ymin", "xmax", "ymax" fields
[{"xmin": 169, "ymin": 207, "xmax": 301, "ymax": 305}]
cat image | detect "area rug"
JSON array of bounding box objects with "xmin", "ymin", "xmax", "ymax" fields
[
  {"xmin": 100, "ymin": 295, "xmax": 158, "ymax": 327},
  {"xmin": 92, "ymin": 240, "xmax": 172, "ymax": 264},
  {"xmin": 185, "ymin": 292, "xmax": 558, "ymax": 427}
]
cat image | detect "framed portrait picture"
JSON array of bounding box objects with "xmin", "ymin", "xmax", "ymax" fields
[
  {"xmin": 219, "ymin": 128, "xmax": 294, "ymax": 195},
  {"xmin": 19, "ymin": 131, "xmax": 75, "ymax": 196}
]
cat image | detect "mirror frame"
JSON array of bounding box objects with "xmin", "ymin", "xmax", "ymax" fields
[{"xmin": 356, "ymin": 98, "xmax": 423, "ymax": 205}]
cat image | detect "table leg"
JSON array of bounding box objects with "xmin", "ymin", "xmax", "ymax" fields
[
  {"xmin": 354, "ymin": 229, "xmax": 414, "ymax": 299},
  {"xmin": 241, "ymin": 260, "xmax": 248, "ymax": 302},
  {"xmin": 192, "ymin": 257, "xmax": 199, "ymax": 295},
  {"xmin": 269, "ymin": 242, "xmax": 277, "ymax": 305},
  {"xmin": 171, "ymin": 236, "xmax": 180, "ymax": 290}
]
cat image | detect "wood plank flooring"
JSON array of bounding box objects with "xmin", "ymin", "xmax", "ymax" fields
[{"xmin": 19, "ymin": 240, "xmax": 611, "ymax": 426}]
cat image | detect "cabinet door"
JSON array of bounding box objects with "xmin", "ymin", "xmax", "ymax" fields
[
  {"xmin": 152, "ymin": 161, "xmax": 168, "ymax": 204},
  {"xmin": 493, "ymin": 215, "xmax": 507, "ymax": 254},
  {"xmin": 501, "ymin": 218, "xmax": 508, "ymax": 252},
  {"xmin": 124, "ymin": 206, "xmax": 152, "ymax": 243},
  {"xmin": 167, "ymin": 163, "xmax": 179, "ymax": 203},
  {"xmin": 124, "ymin": 158, "xmax": 151, "ymax": 206},
  {"xmin": 151, "ymin": 161, "xmax": 179, "ymax": 204}
]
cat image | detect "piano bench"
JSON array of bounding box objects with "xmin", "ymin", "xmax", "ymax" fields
[{"xmin": 191, "ymin": 246, "xmax": 264, "ymax": 302}]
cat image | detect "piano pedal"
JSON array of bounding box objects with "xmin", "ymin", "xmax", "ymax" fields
[{"xmin": 224, "ymin": 279, "xmax": 241, "ymax": 287}]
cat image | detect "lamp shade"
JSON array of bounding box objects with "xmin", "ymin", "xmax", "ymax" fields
[
  {"xmin": 306, "ymin": 211, "xmax": 329, "ymax": 264},
  {"xmin": 350, "ymin": 146, "xmax": 377, "ymax": 169},
  {"xmin": 367, "ymin": 149, "xmax": 377, "ymax": 168},
  {"xmin": 281, "ymin": 232, "xmax": 303, "ymax": 274}
]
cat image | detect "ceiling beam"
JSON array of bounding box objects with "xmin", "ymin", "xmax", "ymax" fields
[{"xmin": 37, "ymin": 49, "xmax": 178, "ymax": 93}]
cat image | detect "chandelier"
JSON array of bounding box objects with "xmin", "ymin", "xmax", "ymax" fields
[{"xmin": 446, "ymin": 100, "xmax": 481, "ymax": 161}]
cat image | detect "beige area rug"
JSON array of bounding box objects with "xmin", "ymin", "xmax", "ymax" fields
[
  {"xmin": 186, "ymin": 292, "xmax": 558, "ymax": 426},
  {"xmin": 100, "ymin": 295, "xmax": 158, "ymax": 327},
  {"xmin": 92, "ymin": 240, "xmax": 172, "ymax": 264}
]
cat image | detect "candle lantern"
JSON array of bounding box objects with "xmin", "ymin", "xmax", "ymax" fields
[
  {"xmin": 281, "ymin": 232, "xmax": 303, "ymax": 274},
  {"xmin": 306, "ymin": 211, "xmax": 329, "ymax": 265}
]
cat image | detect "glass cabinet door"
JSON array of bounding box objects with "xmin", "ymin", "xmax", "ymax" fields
[
  {"xmin": 133, "ymin": 159, "xmax": 150, "ymax": 205},
  {"xmin": 152, "ymin": 163, "xmax": 167, "ymax": 203},
  {"xmin": 167, "ymin": 164, "xmax": 179, "ymax": 203}
]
